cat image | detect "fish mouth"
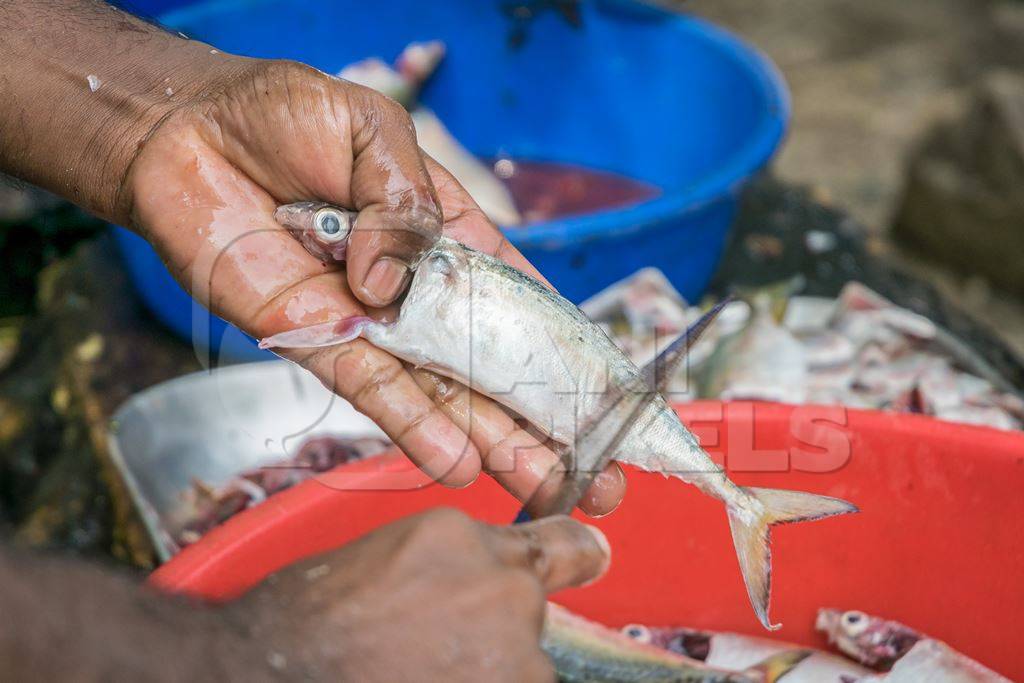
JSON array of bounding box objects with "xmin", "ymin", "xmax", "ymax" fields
[{"xmin": 814, "ymin": 608, "xmax": 842, "ymax": 636}]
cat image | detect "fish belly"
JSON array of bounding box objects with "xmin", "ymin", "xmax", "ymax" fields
[{"xmin": 377, "ymin": 319, "xmax": 736, "ymax": 504}]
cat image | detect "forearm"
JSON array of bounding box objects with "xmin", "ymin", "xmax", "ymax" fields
[
  {"xmin": 0, "ymin": 0, "xmax": 242, "ymax": 224},
  {"xmin": 0, "ymin": 542, "xmax": 294, "ymax": 680}
]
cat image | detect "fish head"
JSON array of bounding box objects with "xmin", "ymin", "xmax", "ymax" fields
[
  {"xmin": 621, "ymin": 624, "xmax": 712, "ymax": 661},
  {"xmin": 815, "ymin": 608, "xmax": 921, "ymax": 669},
  {"xmin": 400, "ymin": 237, "xmax": 474, "ymax": 323},
  {"xmin": 274, "ymin": 202, "xmax": 354, "ymax": 262}
]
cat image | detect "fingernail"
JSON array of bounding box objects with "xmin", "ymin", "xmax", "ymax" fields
[
  {"xmin": 582, "ymin": 524, "xmax": 612, "ymax": 584},
  {"xmin": 362, "ymin": 257, "xmax": 409, "ymax": 306},
  {"xmin": 582, "ymin": 466, "xmax": 626, "ymax": 519}
]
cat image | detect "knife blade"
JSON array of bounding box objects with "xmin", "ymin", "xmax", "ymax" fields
[{"xmin": 516, "ymin": 296, "xmax": 732, "ymax": 521}]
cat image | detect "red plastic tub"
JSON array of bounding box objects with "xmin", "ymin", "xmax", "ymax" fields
[{"xmin": 150, "ymin": 402, "xmax": 1024, "ymax": 679}]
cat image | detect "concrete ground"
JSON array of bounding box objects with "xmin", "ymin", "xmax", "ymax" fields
[{"xmin": 688, "ymin": 0, "xmax": 1024, "ymax": 357}]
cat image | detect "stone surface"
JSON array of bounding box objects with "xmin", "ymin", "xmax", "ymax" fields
[
  {"xmin": 894, "ymin": 71, "xmax": 1024, "ymax": 295},
  {"xmin": 688, "ymin": 0, "xmax": 1021, "ymax": 231}
]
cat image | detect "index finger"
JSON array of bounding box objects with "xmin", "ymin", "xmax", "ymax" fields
[
  {"xmin": 345, "ymin": 87, "xmax": 444, "ymax": 306},
  {"xmin": 483, "ymin": 516, "xmax": 611, "ymax": 593},
  {"xmin": 422, "ymin": 154, "xmax": 551, "ymax": 286},
  {"xmin": 409, "ymin": 367, "xmax": 626, "ymax": 517}
]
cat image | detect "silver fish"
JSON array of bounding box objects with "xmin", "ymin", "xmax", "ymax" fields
[
  {"xmin": 544, "ymin": 603, "xmax": 808, "ymax": 683},
  {"xmin": 623, "ymin": 622, "xmax": 871, "ymax": 683},
  {"xmin": 532, "ymin": 296, "xmax": 735, "ymax": 518},
  {"xmin": 808, "ymin": 608, "xmax": 1014, "ymax": 681},
  {"xmin": 814, "ymin": 608, "xmax": 1012, "ymax": 682},
  {"xmin": 263, "ymin": 202, "xmax": 858, "ymax": 630},
  {"xmin": 843, "ymin": 641, "xmax": 1011, "ymax": 683}
]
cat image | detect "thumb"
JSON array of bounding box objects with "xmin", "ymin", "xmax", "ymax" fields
[
  {"xmin": 344, "ymin": 86, "xmax": 442, "ymax": 307},
  {"xmin": 484, "ymin": 516, "xmax": 612, "ymax": 593}
]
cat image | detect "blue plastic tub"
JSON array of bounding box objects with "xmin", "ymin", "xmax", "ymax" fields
[{"xmin": 112, "ymin": 0, "xmax": 788, "ymax": 360}]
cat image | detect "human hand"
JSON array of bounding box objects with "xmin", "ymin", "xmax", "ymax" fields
[
  {"xmin": 237, "ymin": 509, "xmax": 611, "ymax": 681},
  {"xmin": 0, "ymin": 509, "xmax": 609, "ymax": 682},
  {"xmin": 126, "ymin": 56, "xmax": 625, "ymax": 515},
  {"xmin": 0, "ymin": 1, "xmax": 624, "ymax": 514}
]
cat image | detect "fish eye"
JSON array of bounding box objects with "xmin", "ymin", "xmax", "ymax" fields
[
  {"xmin": 314, "ymin": 207, "xmax": 350, "ymax": 244},
  {"xmin": 621, "ymin": 624, "xmax": 651, "ymax": 643},
  {"xmin": 841, "ymin": 611, "xmax": 869, "ymax": 636}
]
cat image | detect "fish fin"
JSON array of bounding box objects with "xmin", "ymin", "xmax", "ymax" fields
[
  {"xmin": 258, "ymin": 316, "xmax": 377, "ymax": 350},
  {"xmin": 744, "ymin": 650, "xmax": 812, "ymax": 682},
  {"xmin": 682, "ymin": 296, "xmax": 734, "ymax": 350},
  {"xmin": 644, "ymin": 295, "xmax": 733, "ymax": 393},
  {"xmin": 728, "ymin": 488, "xmax": 858, "ymax": 631}
]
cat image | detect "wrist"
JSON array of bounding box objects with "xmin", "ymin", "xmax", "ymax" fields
[
  {"xmin": 94, "ymin": 47, "xmax": 251, "ymax": 225},
  {"xmin": 104, "ymin": 49, "xmax": 254, "ymax": 225},
  {"xmin": 0, "ymin": 1, "xmax": 249, "ymax": 224}
]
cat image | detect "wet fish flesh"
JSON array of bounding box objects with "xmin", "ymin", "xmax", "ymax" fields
[
  {"xmin": 579, "ymin": 272, "xmax": 1024, "ymax": 431},
  {"xmin": 816, "ymin": 608, "xmax": 1010, "ymax": 681},
  {"xmin": 262, "ymin": 203, "xmax": 858, "ymax": 630},
  {"xmin": 815, "ymin": 608, "xmax": 922, "ymax": 669},
  {"xmin": 174, "ymin": 434, "xmax": 390, "ymax": 550},
  {"xmin": 844, "ymin": 640, "xmax": 1011, "ymax": 683}
]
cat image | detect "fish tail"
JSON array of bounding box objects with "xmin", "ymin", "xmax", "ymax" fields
[
  {"xmin": 727, "ymin": 487, "xmax": 858, "ymax": 631},
  {"xmin": 258, "ymin": 316, "xmax": 377, "ymax": 350},
  {"xmin": 743, "ymin": 649, "xmax": 812, "ymax": 682}
]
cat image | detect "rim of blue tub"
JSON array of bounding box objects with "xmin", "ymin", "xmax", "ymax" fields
[{"xmin": 160, "ymin": 2, "xmax": 790, "ymax": 249}]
